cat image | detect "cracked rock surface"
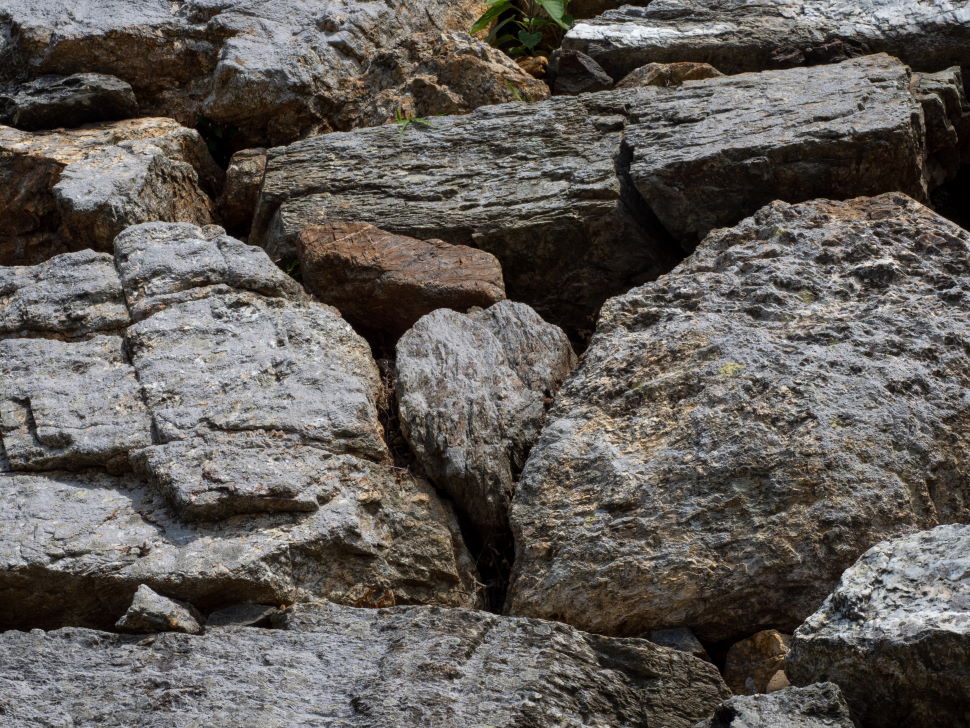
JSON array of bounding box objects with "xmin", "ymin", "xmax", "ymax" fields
[
  {"xmin": 0, "ymin": 601, "xmax": 730, "ymax": 728},
  {"xmin": 695, "ymin": 683, "xmax": 857, "ymax": 728},
  {"xmin": 506, "ymin": 193, "xmax": 970, "ymax": 642}
]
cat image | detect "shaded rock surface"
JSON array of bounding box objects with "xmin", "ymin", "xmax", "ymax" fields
[
  {"xmin": 0, "ymin": 601, "xmax": 730, "ymax": 728},
  {"xmin": 0, "ymin": 73, "xmax": 137, "ymax": 131},
  {"xmin": 696, "ymin": 683, "xmax": 857, "ymax": 728},
  {"xmin": 564, "ymin": 0, "xmax": 970, "ymax": 79},
  {"xmin": 217, "ymin": 148, "xmax": 266, "ymax": 239},
  {"xmin": 507, "ymin": 193, "xmax": 970, "ymax": 642},
  {"xmin": 0, "ymin": 117, "xmax": 219, "ymax": 266},
  {"xmin": 396, "ymin": 303, "xmax": 575, "ymax": 533},
  {"xmin": 724, "ymin": 630, "xmax": 791, "ymax": 695},
  {"xmin": 787, "ymin": 524, "xmax": 970, "ymax": 728},
  {"xmin": 615, "ymin": 61, "xmax": 724, "ymax": 89},
  {"xmin": 298, "ymin": 222, "xmax": 506, "ymax": 338},
  {"xmin": 548, "ymin": 49, "xmax": 614, "ymax": 95},
  {"xmin": 0, "ymin": 2, "xmax": 542, "ymax": 146},
  {"xmin": 115, "ymin": 584, "xmax": 204, "ymax": 635},
  {"xmin": 0, "ymin": 222, "xmax": 479, "ymax": 630}
]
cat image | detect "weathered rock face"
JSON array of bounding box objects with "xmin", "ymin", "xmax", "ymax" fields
[
  {"xmin": 0, "ymin": 221, "xmax": 480, "ymax": 630},
  {"xmin": 0, "ymin": 73, "xmax": 137, "ymax": 130},
  {"xmin": 396, "ymin": 302, "xmax": 576, "ymax": 532},
  {"xmin": 217, "ymin": 148, "xmax": 267, "ymax": 238},
  {"xmin": 115, "ymin": 584, "xmax": 204, "ymax": 635},
  {"xmin": 696, "ymin": 683, "xmax": 858, "ymax": 728},
  {"xmin": 0, "ymin": 2, "xmax": 543, "ymax": 146},
  {"xmin": 252, "ymin": 55, "xmax": 954, "ymax": 332},
  {"xmin": 615, "ymin": 61, "xmax": 724, "ymax": 89},
  {"xmin": 564, "ymin": 0, "xmax": 970, "ymax": 79},
  {"xmin": 787, "ymin": 524, "xmax": 970, "ymax": 728},
  {"xmin": 0, "ymin": 118, "xmax": 219, "ymax": 265},
  {"xmin": 0, "ymin": 602, "xmax": 731, "ymax": 728},
  {"xmin": 298, "ymin": 222, "xmax": 506, "ymax": 338},
  {"xmin": 913, "ymin": 67, "xmax": 970, "ymax": 188},
  {"xmin": 507, "ymin": 193, "xmax": 970, "ymax": 642}
]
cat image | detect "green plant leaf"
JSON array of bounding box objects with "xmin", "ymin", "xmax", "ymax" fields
[
  {"xmin": 535, "ymin": 0, "xmax": 570, "ymax": 28},
  {"xmin": 517, "ymin": 29, "xmax": 542, "ymax": 50},
  {"xmin": 471, "ymin": 0, "xmax": 513, "ymax": 34},
  {"xmin": 486, "ymin": 16, "xmax": 516, "ymax": 43}
]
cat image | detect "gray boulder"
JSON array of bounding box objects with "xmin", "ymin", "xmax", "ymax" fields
[
  {"xmin": 115, "ymin": 584, "xmax": 204, "ymax": 635},
  {"xmin": 506, "ymin": 193, "xmax": 970, "ymax": 642},
  {"xmin": 0, "ymin": 118, "xmax": 219, "ymax": 265},
  {"xmin": 0, "ymin": 73, "xmax": 137, "ymax": 130},
  {"xmin": 563, "ymin": 0, "xmax": 970, "ymax": 79},
  {"xmin": 695, "ymin": 683, "xmax": 857, "ymax": 728},
  {"xmin": 396, "ymin": 302, "xmax": 576, "ymax": 532},
  {"xmin": 787, "ymin": 524, "xmax": 970, "ymax": 728},
  {"xmin": 0, "ymin": 2, "xmax": 544, "ymax": 146},
  {"xmin": 0, "ymin": 602, "xmax": 730, "ymax": 727}
]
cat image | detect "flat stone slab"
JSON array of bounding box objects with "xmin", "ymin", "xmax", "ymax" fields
[
  {"xmin": 0, "ymin": 602, "xmax": 730, "ymax": 727},
  {"xmin": 506, "ymin": 193, "xmax": 970, "ymax": 642},
  {"xmin": 564, "ymin": 0, "xmax": 970, "ymax": 79}
]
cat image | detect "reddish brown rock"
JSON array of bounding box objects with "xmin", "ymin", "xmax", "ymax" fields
[
  {"xmin": 297, "ymin": 222, "xmax": 506, "ymax": 336},
  {"xmin": 615, "ymin": 61, "xmax": 724, "ymax": 89},
  {"xmin": 724, "ymin": 630, "xmax": 792, "ymax": 695}
]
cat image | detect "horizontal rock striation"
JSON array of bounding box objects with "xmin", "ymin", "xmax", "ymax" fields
[{"xmin": 506, "ymin": 193, "xmax": 970, "ymax": 641}]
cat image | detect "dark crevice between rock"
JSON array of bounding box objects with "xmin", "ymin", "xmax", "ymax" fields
[
  {"xmin": 196, "ymin": 114, "xmax": 239, "ymax": 169},
  {"xmin": 932, "ymin": 164, "xmax": 970, "ymax": 231},
  {"xmin": 454, "ymin": 516, "xmax": 515, "ymax": 613}
]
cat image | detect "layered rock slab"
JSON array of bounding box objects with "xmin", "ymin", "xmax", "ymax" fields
[
  {"xmin": 396, "ymin": 302, "xmax": 576, "ymax": 532},
  {"xmin": 787, "ymin": 524, "xmax": 970, "ymax": 728},
  {"xmin": 0, "ymin": 117, "xmax": 218, "ymax": 265},
  {"xmin": 507, "ymin": 193, "xmax": 970, "ymax": 642},
  {"xmin": 564, "ymin": 0, "xmax": 970, "ymax": 79},
  {"xmin": 0, "ymin": 73, "xmax": 137, "ymax": 131},
  {"xmin": 696, "ymin": 683, "xmax": 857, "ymax": 728},
  {"xmin": 0, "ymin": 2, "xmax": 543, "ymax": 146},
  {"xmin": 0, "ymin": 602, "xmax": 730, "ymax": 728}
]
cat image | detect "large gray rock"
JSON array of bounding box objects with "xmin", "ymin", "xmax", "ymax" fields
[
  {"xmin": 0, "ymin": 73, "xmax": 137, "ymax": 130},
  {"xmin": 787, "ymin": 524, "xmax": 970, "ymax": 728},
  {"xmin": 695, "ymin": 683, "xmax": 857, "ymax": 728},
  {"xmin": 0, "ymin": 602, "xmax": 730, "ymax": 727},
  {"xmin": 252, "ymin": 55, "xmax": 952, "ymax": 332},
  {"xmin": 506, "ymin": 193, "xmax": 970, "ymax": 642},
  {"xmin": 0, "ymin": 222, "xmax": 481, "ymax": 629},
  {"xmin": 564, "ymin": 0, "xmax": 970, "ymax": 79},
  {"xmin": 0, "ymin": 2, "xmax": 545, "ymax": 146},
  {"xmin": 396, "ymin": 302, "xmax": 576, "ymax": 532},
  {"xmin": 0, "ymin": 118, "xmax": 219, "ymax": 265}
]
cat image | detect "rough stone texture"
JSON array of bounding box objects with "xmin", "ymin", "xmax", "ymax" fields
[
  {"xmin": 250, "ymin": 91, "xmax": 683, "ymax": 333},
  {"xmin": 0, "ymin": 73, "xmax": 137, "ymax": 131},
  {"xmin": 396, "ymin": 302, "xmax": 576, "ymax": 532},
  {"xmin": 615, "ymin": 61, "xmax": 724, "ymax": 89},
  {"xmin": 563, "ymin": 0, "xmax": 970, "ymax": 80},
  {"xmin": 0, "ymin": 602, "xmax": 731, "ymax": 728},
  {"xmin": 217, "ymin": 148, "xmax": 266, "ymax": 239},
  {"xmin": 625, "ymin": 54, "xmax": 931, "ymax": 244},
  {"xmin": 507, "ymin": 193, "xmax": 970, "ymax": 642},
  {"xmin": 115, "ymin": 584, "xmax": 204, "ymax": 635},
  {"xmin": 0, "ymin": 117, "xmax": 219, "ymax": 265},
  {"xmin": 788, "ymin": 524, "xmax": 970, "ymax": 728},
  {"xmin": 649, "ymin": 628, "xmax": 710, "ymax": 661},
  {"xmin": 548, "ymin": 49, "xmax": 614, "ymax": 95},
  {"xmin": 912, "ymin": 67, "xmax": 970, "ymax": 188},
  {"xmin": 695, "ymin": 683, "xmax": 857, "ymax": 728},
  {"xmin": 0, "ymin": 222, "xmax": 480, "ymax": 630},
  {"xmin": 724, "ymin": 630, "xmax": 792, "ymax": 695},
  {"xmin": 297, "ymin": 222, "xmax": 507, "ymax": 338},
  {"xmin": 0, "ymin": 2, "xmax": 543, "ymax": 146}
]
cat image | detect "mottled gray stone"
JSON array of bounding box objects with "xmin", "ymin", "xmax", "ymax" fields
[
  {"xmin": 788, "ymin": 524, "xmax": 970, "ymax": 728},
  {"xmin": 0, "ymin": 335, "xmax": 152, "ymax": 472},
  {"xmin": 396, "ymin": 302, "xmax": 576, "ymax": 532},
  {"xmin": 0, "ymin": 2, "xmax": 543, "ymax": 146},
  {"xmin": 695, "ymin": 683, "xmax": 857, "ymax": 728},
  {"xmin": 115, "ymin": 584, "xmax": 204, "ymax": 635},
  {"xmin": 626, "ymin": 54, "xmax": 930, "ymax": 244},
  {"xmin": 507, "ymin": 193, "xmax": 970, "ymax": 642},
  {"xmin": 0, "ymin": 73, "xmax": 137, "ymax": 131},
  {"xmin": 0, "ymin": 250, "xmax": 129, "ymax": 338},
  {"xmin": 0, "ymin": 118, "xmax": 218, "ymax": 265},
  {"xmin": 564, "ymin": 0, "xmax": 970, "ymax": 79},
  {"xmin": 0, "ymin": 602, "xmax": 730, "ymax": 727}
]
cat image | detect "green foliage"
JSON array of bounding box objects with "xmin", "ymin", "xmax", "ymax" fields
[
  {"xmin": 392, "ymin": 107, "xmax": 432, "ymax": 136},
  {"xmin": 472, "ymin": 0, "xmax": 574, "ymax": 57}
]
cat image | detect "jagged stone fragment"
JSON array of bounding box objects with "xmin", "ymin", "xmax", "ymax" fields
[
  {"xmin": 115, "ymin": 584, "xmax": 204, "ymax": 635},
  {"xmin": 297, "ymin": 222, "xmax": 506, "ymax": 337},
  {"xmin": 787, "ymin": 524, "xmax": 970, "ymax": 728},
  {"xmin": 695, "ymin": 683, "xmax": 858, "ymax": 728},
  {"xmin": 0, "ymin": 118, "xmax": 218, "ymax": 265},
  {"xmin": 507, "ymin": 193, "xmax": 970, "ymax": 642},
  {"xmin": 0, "ymin": 73, "xmax": 137, "ymax": 130},
  {"xmin": 396, "ymin": 302, "xmax": 575, "ymax": 531},
  {"xmin": 0, "ymin": 602, "xmax": 730, "ymax": 727},
  {"xmin": 564, "ymin": 0, "xmax": 970, "ymax": 79}
]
